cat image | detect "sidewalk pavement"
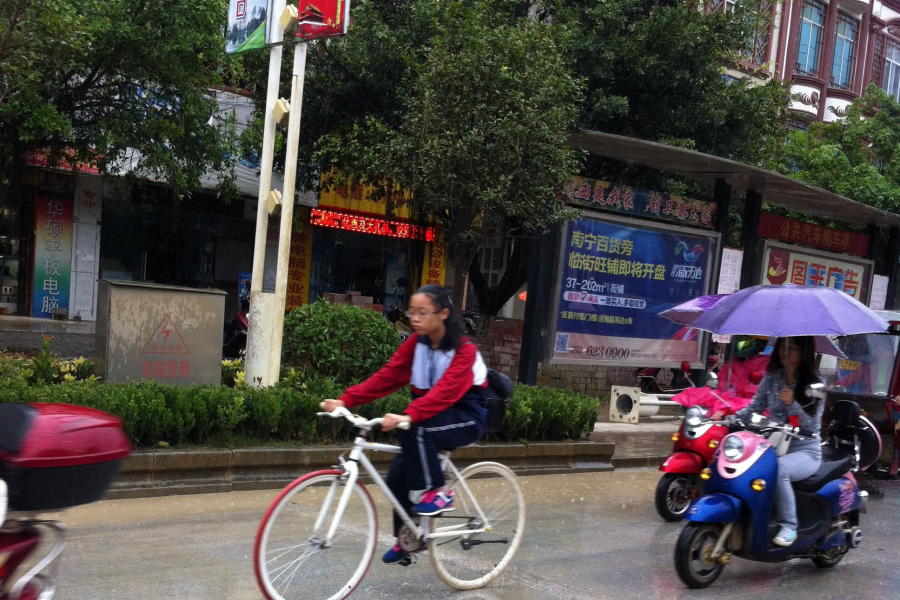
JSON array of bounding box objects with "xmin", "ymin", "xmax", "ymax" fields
[
  {"xmin": 0, "ymin": 316, "xmax": 95, "ymax": 357},
  {"xmin": 590, "ymin": 417, "xmax": 679, "ymax": 469}
]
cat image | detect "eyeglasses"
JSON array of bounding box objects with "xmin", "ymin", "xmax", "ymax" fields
[{"xmin": 404, "ymin": 310, "xmax": 441, "ymax": 319}]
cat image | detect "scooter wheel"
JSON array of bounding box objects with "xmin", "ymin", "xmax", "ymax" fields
[
  {"xmin": 811, "ymin": 547, "xmax": 846, "ymax": 568},
  {"xmin": 674, "ymin": 523, "xmax": 726, "ymax": 589},
  {"xmin": 655, "ymin": 474, "xmax": 695, "ymax": 522}
]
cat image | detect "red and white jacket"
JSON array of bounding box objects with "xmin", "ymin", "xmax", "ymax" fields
[{"xmin": 339, "ymin": 334, "xmax": 488, "ymax": 422}]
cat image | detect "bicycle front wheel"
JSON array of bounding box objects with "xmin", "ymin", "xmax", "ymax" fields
[
  {"xmin": 254, "ymin": 470, "xmax": 378, "ymax": 600},
  {"xmin": 429, "ymin": 461, "xmax": 526, "ymax": 590}
]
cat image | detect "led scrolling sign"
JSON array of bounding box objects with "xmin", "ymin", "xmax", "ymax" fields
[{"xmin": 309, "ymin": 208, "xmax": 436, "ymax": 242}]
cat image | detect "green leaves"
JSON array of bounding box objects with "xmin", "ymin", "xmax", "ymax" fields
[
  {"xmin": 281, "ymin": 300, "xmax": 401, "ymax": 385},
  {"xmin": 0, "ymin": 0, "xmax": 240, "ymax": 197}
]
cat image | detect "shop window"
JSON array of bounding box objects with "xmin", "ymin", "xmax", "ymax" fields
[
  {"xmin": 830, "ymin": 13, "xmax": 858, "ymax": 91},
  {"xmin": 479, "ymin": 245, "xmax": 504, "ymax": 289},
  {"xmin": 795, "ymin": 0, "xmax": 826, "ymax": 77},
  {"xmin": 787, "ymin": 119, "xmax": 809, "ymax": 132},
  {"xmin": 880, "ymin": 37, "xmax": 900, "ymax": 102}
]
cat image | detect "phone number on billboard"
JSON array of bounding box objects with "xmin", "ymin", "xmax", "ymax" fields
[{"xmin": 575, "ymin": 345, "xmax": 632, "ymax": 360}]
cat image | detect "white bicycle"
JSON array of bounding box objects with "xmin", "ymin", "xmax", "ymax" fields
[{"xmin": 254, "ymin": 406, "xmax": 526, "ymax": 600}]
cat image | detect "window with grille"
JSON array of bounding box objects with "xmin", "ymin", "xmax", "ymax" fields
[
  {"xmin": 795, "ymin": 0, "xmax": 826, "ymax": 77},
  {"xmin": 711, "ymin": 0, "xmax": 772, "ymax": 68},
  {"xmin": 830, "ymin": 13, "xmax": 858, "ymax": 90},
  {"xmin": 882, "ymin": 38, "xmax": 900, "ymax": 102}
]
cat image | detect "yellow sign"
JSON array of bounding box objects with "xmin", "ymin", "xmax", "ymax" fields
[
  {"xmin": 287, "ymin": 207, "xmax": 314, "ymax": 310},
  {"xmin": 421, "ymin": 228, "xmax": 447, "ymax": 287},
  {"xmin": 839, "ymin": 359, "xmax": 861, "ymax": 372},
  {"xmin": 319, "ymin": 171, "xmax": 412, "ymax": 219}
]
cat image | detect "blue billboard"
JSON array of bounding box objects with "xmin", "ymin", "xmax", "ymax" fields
[{"xmin": 551, "ymin": 216, "xmax": 716, "ymax": 366}]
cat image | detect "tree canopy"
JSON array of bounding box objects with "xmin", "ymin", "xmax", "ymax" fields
[
  {"xmin": 0, "ymin": 0, "xmax": 239, "ymax": 196},
  {"xmin": 243, "ymin": 0, "xmax": 791, "ymax": 314}
]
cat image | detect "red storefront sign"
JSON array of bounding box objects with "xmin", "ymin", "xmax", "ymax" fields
[{"xmin": 757, "ymin": 213, "xmax": 869, "ymax": 257}]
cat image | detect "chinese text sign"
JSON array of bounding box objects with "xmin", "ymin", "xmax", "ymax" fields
[{"xmin": 32, "ymin": 197, "xmax": 74, "ymax": 318}]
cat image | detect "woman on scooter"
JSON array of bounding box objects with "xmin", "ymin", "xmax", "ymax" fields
[{"xmin": 715, "ymin": 336, "xmax": 824, "ymax": 547}]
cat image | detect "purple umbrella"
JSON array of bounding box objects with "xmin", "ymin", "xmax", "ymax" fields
[
  {"xmin": 661, "ymin": 293, "xmax": 847, "ymax": 357},
  {"xmin": 690, "ymin": 284, "xmax": 889, "ymax": 337},
  {"xmin": 659, "ymin": 294, "xmax": 727, "ymax": 325}
]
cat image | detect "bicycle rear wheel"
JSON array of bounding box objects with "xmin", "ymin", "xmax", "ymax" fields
[
  {"xmin": 429, "ymin": 461, "xmax": 526, "ymax": 590},
  {"xmin": 254, "ymin": 470, "xmax": 378, "ymax": 600}
]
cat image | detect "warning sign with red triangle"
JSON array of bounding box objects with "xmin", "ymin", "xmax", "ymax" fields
[{"xmin": 141, "ymin": 315, "xmax": 191, "ymax": 355}]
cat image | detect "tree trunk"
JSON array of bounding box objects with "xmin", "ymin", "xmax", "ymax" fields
[{"xmin": 450, "ymin": 246, "xmax": 477, "ymax": 309}]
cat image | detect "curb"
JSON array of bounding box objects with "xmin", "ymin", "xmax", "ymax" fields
[
  {"xmin": 107, "ymin": 441, "xmax": 616, "ymax": 500},
  {"xmin": 611, "ymin": 455, "xmax": 667, "ymax": 469}
]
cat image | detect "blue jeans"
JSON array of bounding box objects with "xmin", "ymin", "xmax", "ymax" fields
[
  {"xmin": 774, "ymin": 448, "xmax": 821, "ymax": 530},
  {"xmin": 386, "ymin": 400, "xmax": 485, "ymax": 535}
]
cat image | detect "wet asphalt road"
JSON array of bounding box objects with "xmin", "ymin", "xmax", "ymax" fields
[{"xmin": 51, "ymin": 469, "xmax": 899, "ymax": 600}]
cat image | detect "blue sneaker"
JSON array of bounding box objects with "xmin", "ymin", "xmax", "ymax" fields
[
  {"xmin": 413, "ymin": 489, "xmax": 454, "ymax": 516},
  {"xmin": 382, "ymin": 542, "xmax": 425, "ymax": 565},
  {"xmin": 382, "ymin": 544, "xmax": 410, "ymax": 564},
  {"xmin": 773, "ymin": 526, "xmax": 797, "ymax": 547}
]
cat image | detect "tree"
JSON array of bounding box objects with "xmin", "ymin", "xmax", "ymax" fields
[
  {"xmin": 316, "ymin": 2, "xmax": 580, "ymax": 310},
  {"xmin": 780, "ymin": 85, "xmax": 900, "ymax": 214},
  {"xmin": 0, "ymin": 0, "xmax": 239, "ymax": 197},
  {"xmin": 243, "ymin": 0, "xmax": 790, "ymax": 315},
  {"xmin": 545, "ymin": 0, "xmax": 788, "ymax": 163}
]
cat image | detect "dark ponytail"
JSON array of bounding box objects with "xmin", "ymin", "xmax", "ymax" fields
[{"xmin": 415, "ymin": 284, "xmax": 465, "ymax": 351}]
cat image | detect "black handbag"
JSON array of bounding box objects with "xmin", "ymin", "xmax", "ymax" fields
[{"xmin": 483, "ymin": 369, "xmax": 513, "ymax": 433}]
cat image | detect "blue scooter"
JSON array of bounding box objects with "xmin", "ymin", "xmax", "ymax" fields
[{"xmin": 674, "ymin": 381, "xmax": 879, "ymax": 588}]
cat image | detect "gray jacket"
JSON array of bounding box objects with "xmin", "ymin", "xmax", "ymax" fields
[{"xmin": 736, "ymin": 369, "xmax": 824, "ymax": 455}]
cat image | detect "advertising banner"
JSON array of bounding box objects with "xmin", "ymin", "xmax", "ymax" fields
[
  {"xmin": 551, "ymin": 215, "xmax": 717, "ymax": 366},
  {"xmin": 757, "ymin": 213, "xmax": 869, "ymax": 257},
  {"xmin": 32, "ymin": 197, "xmax": 74, "ymax": 318},
  {"xmin": 761, "ymin": 241, "xmax": 873, "ymax": 303},
  {"xmin": 297, "ymin": 0, "xmax": 350, "ymax": 41},
  {"xmin": 561, "ymin": 176, "xmax": 717, "ymax": 229},
  {"xmin": 226, "ymin": 0, "xmax": 269, "ymax": 54},
  {"xmin": 287, "ymin": 209, "xmax": 314, "ymax": 310}
]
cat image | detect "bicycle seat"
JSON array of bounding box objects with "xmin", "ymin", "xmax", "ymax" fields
[{"xmin": 793, "ymin": 456, "xmax": 852, "ymax": 493}]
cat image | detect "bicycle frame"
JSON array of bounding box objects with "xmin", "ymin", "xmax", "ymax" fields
[{"xmin": 318, "ymin": 434, "xmax": 492, "ymax": 546}]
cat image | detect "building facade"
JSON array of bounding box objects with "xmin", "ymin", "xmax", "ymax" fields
[{"xmin": 720, "ymin": 0, "xmax": 900, "ymax": 123}]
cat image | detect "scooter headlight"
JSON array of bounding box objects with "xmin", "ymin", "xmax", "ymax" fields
[
  {"xmin": 685, "ymin": 406, "xmax": 706, "ymax": 427},
  {"xmin": 722, "ymin": 435, "xmax": 745, "ymax": 461}
]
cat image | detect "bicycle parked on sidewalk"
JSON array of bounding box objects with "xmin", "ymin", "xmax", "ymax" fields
[{"xmin": 253, "ymin": 405, "xmax": 526, "ymax": 600}]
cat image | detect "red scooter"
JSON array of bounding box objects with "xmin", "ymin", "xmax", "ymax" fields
[
  {"xmin": 655, "ymin": 357, "xmax": 767, "ymax": 521},
  {"xmin": 0, "ymin": 403, "xmax": 131, "ymax": 599}
]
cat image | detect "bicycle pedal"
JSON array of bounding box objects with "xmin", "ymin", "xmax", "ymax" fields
[{"xmin": 397, "ymin": 554, "xmax": 418, "ymax": 567}]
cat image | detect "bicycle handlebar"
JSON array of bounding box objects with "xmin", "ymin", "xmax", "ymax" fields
[{"xmin": 317, "ymin": 404, "xmax": 411, "ymax": 430}]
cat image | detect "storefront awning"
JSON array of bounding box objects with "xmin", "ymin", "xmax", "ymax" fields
[{"xmin": 568, "ymin": 130, "xmax": 900, "ymax": 229}]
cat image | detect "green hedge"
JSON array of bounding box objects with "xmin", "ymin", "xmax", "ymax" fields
[{"xmin": 0, "ymin": 369, "xmax": 598, "ymax": 447}]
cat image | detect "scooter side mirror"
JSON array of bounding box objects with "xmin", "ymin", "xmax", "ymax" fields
[
  {"xmin": 705, "ymin": 372, "xmax": 719, "ymax": 389},
  {"xmin": 749, "ymin": 371, "xmax": 763, "ymax": 385},
  {"xmin": 805, "ymin": 382, "xmax": 827, "ymax": 400},
  {"xmin": 681, "ymin": 361, "xmax": 691, "ymax": 374}
]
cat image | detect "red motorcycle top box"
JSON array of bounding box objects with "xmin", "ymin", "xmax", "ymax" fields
[{"xmin": 0, "ymin": 403, "xmax": 131, "ymax": 512}]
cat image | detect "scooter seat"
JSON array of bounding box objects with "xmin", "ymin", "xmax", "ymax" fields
[{"xmin": 793, "ymin": 456, "xmax": 852, "ymax": 493}]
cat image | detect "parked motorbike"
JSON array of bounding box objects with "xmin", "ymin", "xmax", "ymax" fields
[
  {"xmin": 673, "ymin": 388, "xmax": 879, "ymax": 589},
  {"xmin": 656, "ymin": 369, "xmax": 762, "ymax": 521},
  {"xmin": 223, "ymin": 309, "xmax": 248, "ymax": 359},
  {"xmin": 0, "ymin": 403, "xmax": 131, "ymax": 599}
]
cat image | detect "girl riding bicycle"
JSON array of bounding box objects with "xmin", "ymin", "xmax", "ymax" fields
[{"xmin": 322, "ymin": 284, "xmax": 489, "ymax": 565}]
